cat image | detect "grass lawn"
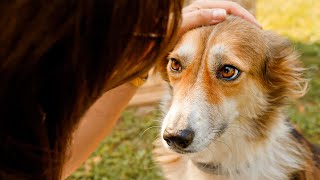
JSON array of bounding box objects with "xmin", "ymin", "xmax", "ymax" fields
[{"xmin": 68, "ymin": 0, "xmax": 320, "ymax": 179}]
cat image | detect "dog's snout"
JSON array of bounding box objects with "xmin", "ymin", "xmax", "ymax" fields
[{"xmin": 163, "ymin": 128, "xmax": 194, "ymax": 149}]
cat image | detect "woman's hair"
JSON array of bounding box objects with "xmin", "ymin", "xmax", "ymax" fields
[{"xmin": 0, "ymin": 0, "xmax": 182, "ymax": 179}]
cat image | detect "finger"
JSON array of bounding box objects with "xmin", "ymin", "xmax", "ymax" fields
[
  {"xmin": 179, "ymin": 9, "xmax": 227, "ymax": 35},
  {"xmin": 183, "ymin": 0, "xmax": 261, "ymax": 28}
]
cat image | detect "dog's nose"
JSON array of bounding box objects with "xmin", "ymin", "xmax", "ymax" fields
[{"xmin": 163, "ymin": 128, "xmax": 194, "ymax": 149}]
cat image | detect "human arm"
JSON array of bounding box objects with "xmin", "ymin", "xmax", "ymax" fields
[{"xmin": 62, "ymin": 83, "xmax": 139, "ymax": 179}]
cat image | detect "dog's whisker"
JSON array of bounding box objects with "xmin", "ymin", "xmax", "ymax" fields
[
  {"xmin": 209, "ymin": 129, "xmax": 222, "ymax": 134},
  {"xmin": 145, "ymin": 164, "xmax": 161, "ymax": 170},
  {"xmin": 205, "ymin": 146, "xmax": 216, "ymax": 160},
  {"xmin": 226, "ymin": 125, "xmax": 247, "ymax": 132},
  {"xmin": 225, "ymin": 122, "xmax": 248, "ymax": 132},
  {"xmin": 219, "ymin": 131, "xmax": 237, "ymax": 138},
  {"xmin": 152, "ymin": 119, "xmax": 163, "ymax": 123},
  {"xmin": 213, "ymin": 139, "xmax": 232, "ymax": 154},
  {"xmin": 152, "ymin": 134, "xmax": 161, "ymax": 142},
  {"xmin": 140, "ymin": 126, "xmax": 161, "ymax": 137}
]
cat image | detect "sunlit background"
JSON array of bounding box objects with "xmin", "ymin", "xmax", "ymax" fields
[{"xmin": 69, "ymin": 0, "xmax": 320, "ymax": 179}]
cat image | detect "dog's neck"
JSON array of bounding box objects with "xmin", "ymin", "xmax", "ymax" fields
[{"xmin": 188, "ymin": 115, "xmax": 307, "ymax": 179}]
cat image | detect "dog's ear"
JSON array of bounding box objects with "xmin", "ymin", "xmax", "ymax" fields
[
  {"xmin": 263, "ymin": 31, "xmax": 308, "ymax": 105},
  {"xmin": 154, "ymin": 57, "xmax": 169, "ymax": 82}
]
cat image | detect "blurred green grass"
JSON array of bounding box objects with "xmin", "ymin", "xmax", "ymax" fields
[{"xmin": 69, "ymin": 0, "xmax": 320, "ymax": 179}]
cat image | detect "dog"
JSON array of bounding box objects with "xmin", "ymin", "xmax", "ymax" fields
[{"xmin": 153, "ymin": 16, "xmax": 320, "ymax": 180}]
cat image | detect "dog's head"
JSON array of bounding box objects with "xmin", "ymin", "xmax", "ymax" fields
[{"xmin": 159, "ymin": 16, "xmax": 308, "ymax": 154}]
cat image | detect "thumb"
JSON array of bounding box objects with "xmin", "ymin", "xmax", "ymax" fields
[{"xmin": 179, "ymin": 8, "xmax": 227, "ymax": 35}]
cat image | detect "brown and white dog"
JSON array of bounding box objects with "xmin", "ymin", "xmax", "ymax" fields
[{"xmin": 153, "ymin": 16, "xmax": 320, "ymax": 180}]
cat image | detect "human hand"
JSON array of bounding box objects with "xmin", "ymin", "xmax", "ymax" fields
[{"xmin": 179, "ymin": 0, "xmax": 261, "ymax": 35}]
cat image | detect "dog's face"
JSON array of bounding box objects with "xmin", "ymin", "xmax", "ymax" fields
[{"xmin": 159, "ymin": 16, "xmax": 307, "ymax": 154}]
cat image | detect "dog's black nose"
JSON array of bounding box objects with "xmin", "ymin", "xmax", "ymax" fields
[{"xmin": 163, "ymin": 128, "xmax": 194, "ymax": 149}]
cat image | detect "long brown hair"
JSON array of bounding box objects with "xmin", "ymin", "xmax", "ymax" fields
[{"xmin": 0, "ymin": 0, "xmax": 182, "ymax": 179}]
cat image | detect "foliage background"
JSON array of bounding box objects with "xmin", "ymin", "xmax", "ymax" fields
[{"xmin": 69, "ymin": 0, "xmax": 320, "ymax": 179}]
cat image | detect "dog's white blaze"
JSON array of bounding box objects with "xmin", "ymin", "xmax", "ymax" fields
[
  {"xmin": 161, "ymin": 87, "xmax": 211, "ymax": 151},
  {"xmin": 186, "ymin": 89, "xmax": 216, "ymax": 150}
]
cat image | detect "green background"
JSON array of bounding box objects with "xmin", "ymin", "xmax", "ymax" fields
[{"xmin": 69, "ymin": 0, "xmax": 320, "ymax": 179}]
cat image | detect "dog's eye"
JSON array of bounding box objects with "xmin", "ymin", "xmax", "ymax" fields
[
  {"xmin": 218, "ymin": 65, "xmax": 240, "ymax": 81},
  {"xmin": 169, "ymin": 58, "xmax": 182, "ymax": 72}
]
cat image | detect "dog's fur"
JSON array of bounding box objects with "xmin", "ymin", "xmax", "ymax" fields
[{"xmin": 153, "ymin": 16, "xmax": 320, "ymax": 180}]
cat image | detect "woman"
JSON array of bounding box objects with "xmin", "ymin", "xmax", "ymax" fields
[{"xmin": 0, "ymin": 0, "xmax": 259, "ymax": 179}]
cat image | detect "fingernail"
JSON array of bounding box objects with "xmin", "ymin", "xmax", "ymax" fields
[{"xmin": 212, "ymin": 9, "xmax": 227, "ymax": 20}]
